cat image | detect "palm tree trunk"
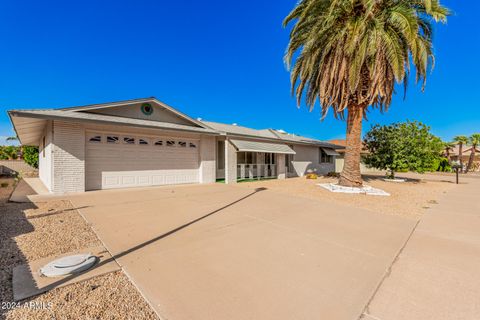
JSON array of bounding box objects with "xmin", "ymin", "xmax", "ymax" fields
[
  {"xmin": 466, "ymin": 148, "xmax": 475, "ymax": 173},
  {"xmin": 459, "ymin": 143, "xmax": 463, "ymax": 172},
  {"xmin": 338, "ymin": 104, "xmax": 363, "ymax": 187}
]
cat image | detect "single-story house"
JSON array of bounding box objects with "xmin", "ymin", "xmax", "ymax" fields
[{"xmin": 8, "ymin": 97, "xmax": 342, "ymax": 193}]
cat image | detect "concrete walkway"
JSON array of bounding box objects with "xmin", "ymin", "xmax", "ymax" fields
[
  {"xmin": 363, "ymin": 176, "xmax": 480, "ymax": 320},
  {"xmin": 9, "ymin": 177, "xmax": 49, "ymax": 202},
  {"xmin": 65, "ymin": 183, "xmax": 416, "ymax": 320}
]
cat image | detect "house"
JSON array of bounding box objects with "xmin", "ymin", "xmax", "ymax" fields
[
  {"xmin": 8, "ymin": 98, "xmax": 342, "ymax": 193},
  {"xmin": 447, "ymin": 143, "xmax": 480, "ymax": 171}
]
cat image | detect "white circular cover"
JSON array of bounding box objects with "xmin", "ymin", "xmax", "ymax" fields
[{"xmin": 40, "ymin": 253, "xmax": 97, "ymax": 277}]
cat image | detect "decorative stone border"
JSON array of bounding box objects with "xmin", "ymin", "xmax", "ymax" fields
[{"xmin": 318, "ymin": 183, "xmax": 390, "ymax": 196}]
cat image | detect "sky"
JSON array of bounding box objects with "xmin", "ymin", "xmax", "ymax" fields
[{"xmin": 0, "ymin": 0, "xmax": 478, "ymax": 145}]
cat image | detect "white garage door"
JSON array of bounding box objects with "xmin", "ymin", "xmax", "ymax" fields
[{"xmin": 86, "ymin": 132, "xmax": 200, "ymax": 190}]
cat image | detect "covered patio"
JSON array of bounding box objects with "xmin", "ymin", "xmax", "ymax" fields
[{"xmin": 216, "ymin": 138, "xmax": 296, "ymax": 183}]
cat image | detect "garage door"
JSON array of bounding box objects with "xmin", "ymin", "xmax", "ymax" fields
[{"xmin": 86, "ymin": 132, "xmax": 199, "ymax": 190}]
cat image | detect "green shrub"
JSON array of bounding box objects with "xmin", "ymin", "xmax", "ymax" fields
[
  {"xmin": 23, "ymin": 146, "xmax": 39, "ymax": 169},
  {"xmin": 437, "ymin": 158, "xmax": 452, "ymax": 172}
]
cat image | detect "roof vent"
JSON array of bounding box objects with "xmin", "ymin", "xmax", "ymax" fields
[
  {"xmin": 276, "ymin": 129, "xmax": 286, "ymax": 134},
  {"xmin": 232, "ymin": 123, "xmax": 238, "ymax": 126},
  {"xmin": 40, "ymin": 253, "xmax": 98, "ymax": 278},
  {"xmin": 197, "ymin": 117, "xmax": 202, "ymax": 121}
]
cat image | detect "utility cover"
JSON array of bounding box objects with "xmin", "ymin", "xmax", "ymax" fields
[{"xmin": 40, "ymin": 253, "xmax": 97, "ymax": 277}]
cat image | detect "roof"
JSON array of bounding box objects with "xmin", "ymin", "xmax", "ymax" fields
[
  {"xmin": 203, "ymin": 121, "xmax": 342, "ymax": 148},
  {"xmin": 327, "ymin": 139, "xmax": 368, "ymax": 154},
  {"xmin": 448, "ymin": 144, "xmax": 480, "ymax": 156},
  {"xmin": 8, "ymin": 97, "xmax": 343, "ymax": 149},
  {"xmin": 230, "ymin": 139, "xmax": 296, "ymax": 155}
]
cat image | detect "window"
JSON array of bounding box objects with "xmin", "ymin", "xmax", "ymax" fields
[
  {"xmin": 237, "ymin": 152, "xmax": 256, "ymax": 164},
  {"xmin": 189, "ymin": 142, "xmax": 197, "ymax": 148},
  {"xmin": 138, "ymin": 138, "xmax": 149, "ymax": 145},
  {"xmin": 217, "ymin": 140, "xmax": 225, "ymax": 170},
  {"xmin": 166, "ymin": 140, "xmax": 175, "ymax": 147},
  {"xmin": 42, "ymin": 136, "xmax": 45, "ymax": 158},
  {"xmin": 89, "ymin": 135, "xmax": 102, "ymax": 143},
  {"xmin": 107, "ymin": 136, "xmax": 119, "ymax": 143},
  {"xmin": 154, "ymin": 140, "xmax": 163, "ymax": 146},
  {"xmin": 320, "ymin": 148, "xmax": 332, "ymax": 163},
  {"xmin": 123, "ymin": 137, "xmax": 135, "ymax": 144},
  {"xmin": 178, "ymin": 141, "xmax": 187, "ymax": 148},
  {"xmin": 264, "ymin": 153, "xmax": 275, "ymax": 165}
]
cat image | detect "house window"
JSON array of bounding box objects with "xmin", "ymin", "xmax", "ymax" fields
[
  {"xmin": 154, "ymin": 140, "xmax": 163, "ymax": 146},
  {"xmin": 89, "ymin": 135, "xmax": 102, "ymax": 143},
  {"xmin": 107, "ymin": 136, "xmax": 119, "ymax": 143},
  {"xmin": 166, "ymin": 140, "xmax": 175, "ymax": 147},
  {"xmin": 178, "ymin": 141, "xmax": 187, "ymax": 148},
  {"xmin": 42, "ymin": 136, "xmax": 45, "ymax": 158},
  {"xmin": 138, "ymin": 138, "xmax": 149, "ymax": 145},
  {"xmin": 189, "ymin": 142, "xmax": 197, "ymax": 148},
  {"xmin": 217, "ymin": 140, "xmax": 225, "ymax": 170},
  {"xmin": 237, "ymin": 152, "xmax": 257, "ymax": 164},
  {"xmin": 123, "ymin": 137, "xmax": 135, "ymax": 144},
  {"xmin": 320, "ymin": 148, "xmax": 332, "ymax": 163}
]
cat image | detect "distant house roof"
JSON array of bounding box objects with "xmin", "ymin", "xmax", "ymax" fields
[{"xmin": 448, "ymin": 144, "xmax": 480, "ymax": 156}]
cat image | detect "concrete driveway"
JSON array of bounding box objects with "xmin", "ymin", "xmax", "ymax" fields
[{"xmin": 67, "ymin": 183, "xmax": 416, "ymax": 320}]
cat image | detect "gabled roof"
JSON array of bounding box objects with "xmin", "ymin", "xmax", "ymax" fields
[{"xmin": 57, "ymin": 97, "xmax": 208, "ymax": 129}]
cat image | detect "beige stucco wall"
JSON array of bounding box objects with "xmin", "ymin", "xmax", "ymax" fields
[
  {"xmin": 225, "ymin": 139, "xmax": 237, "ymax": 184},
  {"xmin": 88, "ymin": 103, "xmax": 195, "ymax": 126},
  {"xmin": 199, "ymin": 135, "xmax": 216, "ymax": 183},
  {"xmin": 38, "ymin": 120, "xmax": 53, "ymax": 191},
  {"xmin": 52, "ymin": 121, "xmax": 85, "ymax": 193},
  {"xmin": 290, "ymin": 144, "xmax": 335, "ymax": 176},
  {"xmin": 335, "ymin": 157, "xmax": 382, "ymax": 174},
  {"xmin": 276, "ymin": 154, "xmax": 286, "ymax": 179}
]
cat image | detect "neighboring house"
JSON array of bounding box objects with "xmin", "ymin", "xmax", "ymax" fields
[
  {"xmin": 8, "ymin": 98, "xmax": 342, "ymax": 193},
  {"xmin": 447, "ymin": 144, "xmax": 480, "ymax": 171},
  {"xmin": 328, "ymin": 139, "xmax": 381, "ymax": 174}
]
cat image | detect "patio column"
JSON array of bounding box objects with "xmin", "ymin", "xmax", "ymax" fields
[
  {"xmin": 277, "ymin": 154, "xmax": 286, "ymax": 179},
  {"xmin": 225, "ymin": 138, "xmax": 237, "ymax": 184}
]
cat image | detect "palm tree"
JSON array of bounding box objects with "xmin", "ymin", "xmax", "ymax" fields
[
  {"xmin": 453, "ymin": 135, "xmax": 468, "ymax": 171},
  {"xmin": 283, "ymin": 0, "xmax": 449, "ymax": 187},
  {"xmin": 465, "ymin": 133, "xmax": 480, "ymax": 173},
  {"xmin": 444, "ymin": 142, "xmax": 455, "ymax": 161}
]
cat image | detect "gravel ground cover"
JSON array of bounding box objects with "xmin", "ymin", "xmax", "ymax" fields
[
  {"xmin": 238, "ymin": 174, "xmax": 456, "ymax": 218},
  {"xmin": 0, "ymin": 188, "xmax": 158, "ymax": 319}
]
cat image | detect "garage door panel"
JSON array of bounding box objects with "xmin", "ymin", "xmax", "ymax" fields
[{"xmin": 86, "ymin": 133, "xmax": 200, "ymax": 190}]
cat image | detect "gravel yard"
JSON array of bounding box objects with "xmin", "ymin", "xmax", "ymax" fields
[
  {"xmin": 237, "ymin": 174, "xmax": 456, "ymax": 218},
  {"xmin": 0, "ymin": 184, "xmax": 158, "ymax": 319}
]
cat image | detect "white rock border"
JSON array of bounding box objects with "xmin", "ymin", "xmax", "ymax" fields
[
  {"xmin": 383, "ymin": 178, "xmax": 406, "ymax": 183},
  {"xmin": 318, "ymin": 183, "xmax": 390, "ymax": 196}
]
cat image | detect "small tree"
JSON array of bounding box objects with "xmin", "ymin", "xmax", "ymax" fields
[
  {"xmin": 22, "ymin": 146, "xmax": 39, "ymax": 169},
  {"xmin": 363, "ymin": 121, "xmax": 443, "ymax": 179}
]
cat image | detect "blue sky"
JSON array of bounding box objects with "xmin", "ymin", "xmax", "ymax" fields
[{"xmin": 0, "ymin": 0, "xmax": 478, "ymax": 145}]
